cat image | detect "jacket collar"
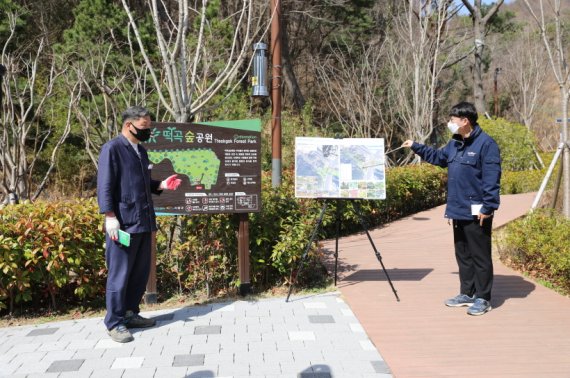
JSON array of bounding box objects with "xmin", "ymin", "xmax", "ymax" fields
[{"xmin": 452, "ymin": 124, "xmax": 482, "ymax": 144}]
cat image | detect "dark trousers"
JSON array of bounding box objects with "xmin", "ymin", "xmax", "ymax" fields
[
  {"xmin": 452, "ymin": 218, "xmax": 493, "ymax": 301},
  {"xmin": 104, "ymin": 232, "xmax": 151, "ymax": 330}
]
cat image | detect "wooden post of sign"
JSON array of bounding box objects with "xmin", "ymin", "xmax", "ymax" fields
[
  {"xmin": 145, "ymin": 231, "xmax": 158, "ymax": 304},
  {"xmin": 238, "ymin": 213, "xmax": 251, "ymax": 296}
]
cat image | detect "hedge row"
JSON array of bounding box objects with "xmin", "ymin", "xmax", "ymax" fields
[
  {"xmin": 497, "ymin": 209, "xmax": 570, "ymax": 294},
  {"xmin": 0, "ymin": 164, "xmax": 446, "ymax": 313}
]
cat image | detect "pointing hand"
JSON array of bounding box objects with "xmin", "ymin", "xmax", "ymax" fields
[{"xmin": 161, "ymin": 174, "xmax": 182, "ymax": 190}]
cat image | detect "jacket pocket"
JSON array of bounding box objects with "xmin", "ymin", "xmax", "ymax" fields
[
  {"xmin": 460, "ymin": 157, "xmax": 477, "ymax": 166},
  {"xmin": 118, "ymin": 201, "xmax": 138, "ymax": 226}
]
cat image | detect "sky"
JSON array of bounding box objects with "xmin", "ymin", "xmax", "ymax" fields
[{"xmin": 455, "ymin": 0, "xmax": 515, "ymax": 15}]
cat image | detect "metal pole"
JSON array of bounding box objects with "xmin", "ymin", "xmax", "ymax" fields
[
  {"xmin": 145, "ymin": 231, "xmax": 158, "ymax": 304},
  {"xmin": 270, "ymin": 0, "xmax": 282, "ymax": 188},
  {"xmin": 238, "ymin": 213, "xmax": 252, "ymax": 296},
  {"xmin": 531, "ymin": 143, "xmax": 564, "ymax": 210}
]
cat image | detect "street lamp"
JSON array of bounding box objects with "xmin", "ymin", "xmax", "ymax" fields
[{"xmin": 252, "ymin": 42, "xmax": 269, "ymax": 97}]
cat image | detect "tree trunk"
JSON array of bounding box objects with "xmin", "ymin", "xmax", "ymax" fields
[
  {"xmin": 473, "ymin": 18, "xmax": 486, "ymax": 114},
  {"xmin": 281, "ymin": 20, "xmax": 305, "ymax": 112}
]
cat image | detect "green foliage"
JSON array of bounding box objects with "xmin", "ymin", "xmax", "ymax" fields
[
  {"xmin": 479, "ymin": 117, "xmax": 539, "ymax": 171},
  {"xmin": 0, "ymin": 0, "xmax": 28, "ymax": 49},
  {"xmin": 0, "ymin": 199, "xmax": 106, "ymax": 313},
  {"xmin": 501, "ymin": 169, "xmax": 546, "ymax": 194},
  {"xmin": 155, "ymin": 213, "xmax": 238, "ymax": 299},
  {"xmin": 0, "ymin": 163, "xmax": 447, "ymax": 312},
  {"xmin": 59, "ymin": 0, "xmax": 127, "ymax": 55},
  {"xmin": 497, "ymin": 209, "xmax": 570, "ymax": 294}
]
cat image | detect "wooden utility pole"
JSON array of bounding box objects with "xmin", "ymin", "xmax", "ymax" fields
[{"xmin": 271, "ymin": 0, "xmax": 282, "ymax": 188}]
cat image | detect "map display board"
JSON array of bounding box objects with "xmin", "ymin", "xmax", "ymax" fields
[
  {"xmin": 144, "ymin": 119, "xmax": 261, "ymax": 214},
  {"xmin": 295, "ymin": 137, "xmax": 386, "ymax": 199}
]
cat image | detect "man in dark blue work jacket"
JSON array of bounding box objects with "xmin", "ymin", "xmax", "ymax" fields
[
  {"xmin": 402, "ymin": 102, "xmax": 501, "ymax": 316},
  {"xmin": 97, "ymin": 106, "xmax": 181, "ymax": 342}
]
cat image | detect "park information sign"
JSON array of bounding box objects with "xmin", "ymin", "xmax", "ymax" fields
[
  {"xmin": 295, "ymin": 137, "xmax": 386, "ymax": 199},
  {"xmin": 144, "ymin": 119, "xmax": 262, "ymax": 214}
]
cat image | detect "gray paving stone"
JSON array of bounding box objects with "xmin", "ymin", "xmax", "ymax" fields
[
  {"xmin": 309, "ymin": 315, "xmax": 336, "ymax": 324},
  {"xmin": 194, "ymin": 325, "xmax": 221, "ymax": 335},
  {"xmin": 26, "ymin": 328, "xmax": 58, "ymax": 336},
  {"xmin": 46, "ymin": 359, "xmax": 85, "ymax": 373},
  {"xmin": 172, "ymin": 353, "xmax": 205, "ymax": 367},
  {"xmin": 371, "ymin": 360, "xmax": 391, "ymax": 374}
]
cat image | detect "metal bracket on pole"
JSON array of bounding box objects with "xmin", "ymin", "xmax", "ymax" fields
[{"xmin": 531, "ymin": 143, "xmax": 565, "ymax": 210}]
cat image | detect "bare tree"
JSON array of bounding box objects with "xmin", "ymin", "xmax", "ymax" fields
[
  {"xmin": 64, "ymin": 33, "xmax": 157, "ymax": 168},
  {"xmin": 121, "ymin": 0, "xmax": 268, "ymax": 123},
  {"xmin": 523, "ymin": 0, "xmax": 570, "ymax": 217},
  {"xmin": 385, "ymin": 1, "xmax": 464, "ymax": 156},
  {"xmin": 31, "ymin": 78, "xmax": 80, "ymax": 200},
  {"xmin": 0, "ymin": 11, "xmax": 64, "ymax": 203},
  {"xmin": 460, "ymin": 0, "xmax": 505, "ymax": 114},
  {"xmin": 313, "ymin": 40, "xmax": 390, "ymax": 141},
  {"xmin": 503, "ymin": 28, "xmax": 548, "ymax": 132},
  {"xmin": 500, "ymin": 27, "xmax": 548, "ymax": 168}
]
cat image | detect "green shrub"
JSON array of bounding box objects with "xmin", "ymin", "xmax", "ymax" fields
[
  {"xmin": 501, "ymin": 169, "xmax": 546, "ymax": 194},
  {"xmin": 0, "ymin": 199, "xmax": 106, "ymax": 313},
  {"xmin": 0, "ymin": 164, "xmax": 447, "ymax": 312},
  {"xmin": 479, "ymin": 117, "xmax": 540, "ymax": 171},
  {"xmin": 497, "ymin": 209, "xmax": 570, "ymax": 293}
]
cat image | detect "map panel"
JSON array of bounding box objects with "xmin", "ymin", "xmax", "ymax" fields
[
  {"xmin": 145, "ymin": 120, "xmax": 261, "ymax": 215},
  {"xmin": 295, "ymin": 137, "xmax": 385, "ymax": 200}
]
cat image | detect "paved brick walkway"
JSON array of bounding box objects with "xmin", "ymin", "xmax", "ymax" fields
[
  {"xmin": 2, "ymin": 192, "xmax": 568, "ymax": 378},
  {"xmin": 323, "ymin": 192, "xmax": 570, "ymax": 378},
  {"xmin": 0, "ymin": 292, "xmax": 391, "ymax": 378}
]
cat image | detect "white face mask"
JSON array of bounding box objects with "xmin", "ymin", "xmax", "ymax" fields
[{"xmin": 447, "ymin": 122, "xmax": 460, "ymax": 135}]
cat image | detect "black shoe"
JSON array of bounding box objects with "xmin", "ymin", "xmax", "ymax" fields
[{"xmin": 124, "ymin": 310, "xmax": 156, "ymax": 328}]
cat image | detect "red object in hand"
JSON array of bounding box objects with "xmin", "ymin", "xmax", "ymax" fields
[{"xmin": 162, "ymin": 174, "xmax": 182, "ymax": 190}]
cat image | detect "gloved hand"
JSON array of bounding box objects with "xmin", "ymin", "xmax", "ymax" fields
[
  {"xmin": 160, "ymin": 174, "xmax": 182, "ymax": 190},
  {"xmin": 105, "ymin": 216, "xmax": 120, "ymax": 241}
]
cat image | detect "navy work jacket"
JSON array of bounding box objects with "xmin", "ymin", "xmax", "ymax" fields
[
  {"xmin": 97, "ymin": 134, "xmax": 163, "ymax": 234},
  {"xmin": 411, "ymin": 124, "xmax": 501, "ymax": 220}
]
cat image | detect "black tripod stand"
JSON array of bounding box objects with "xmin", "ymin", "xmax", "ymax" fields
[{"xmin": 286, "ymin": 199, "xmax": 400, "ymax": 302}]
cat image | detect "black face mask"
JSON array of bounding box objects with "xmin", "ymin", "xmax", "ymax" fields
[{"xmin": 129, "ymin": 123, "xmax": 152, "ymax": 142}]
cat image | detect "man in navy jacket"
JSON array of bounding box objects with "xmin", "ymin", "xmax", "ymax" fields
[
  {"xmin": 97, "ymin": 106, "xmax": 181, "ymax": 342},
  {"xmin": 402, "ymin": 102, "xmax": 501, "ymax": 316}
]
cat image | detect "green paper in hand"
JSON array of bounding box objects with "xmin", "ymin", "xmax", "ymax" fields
[{"xmin": 118, "ymin": 229, "xmax": 131, "ymax": 247}]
